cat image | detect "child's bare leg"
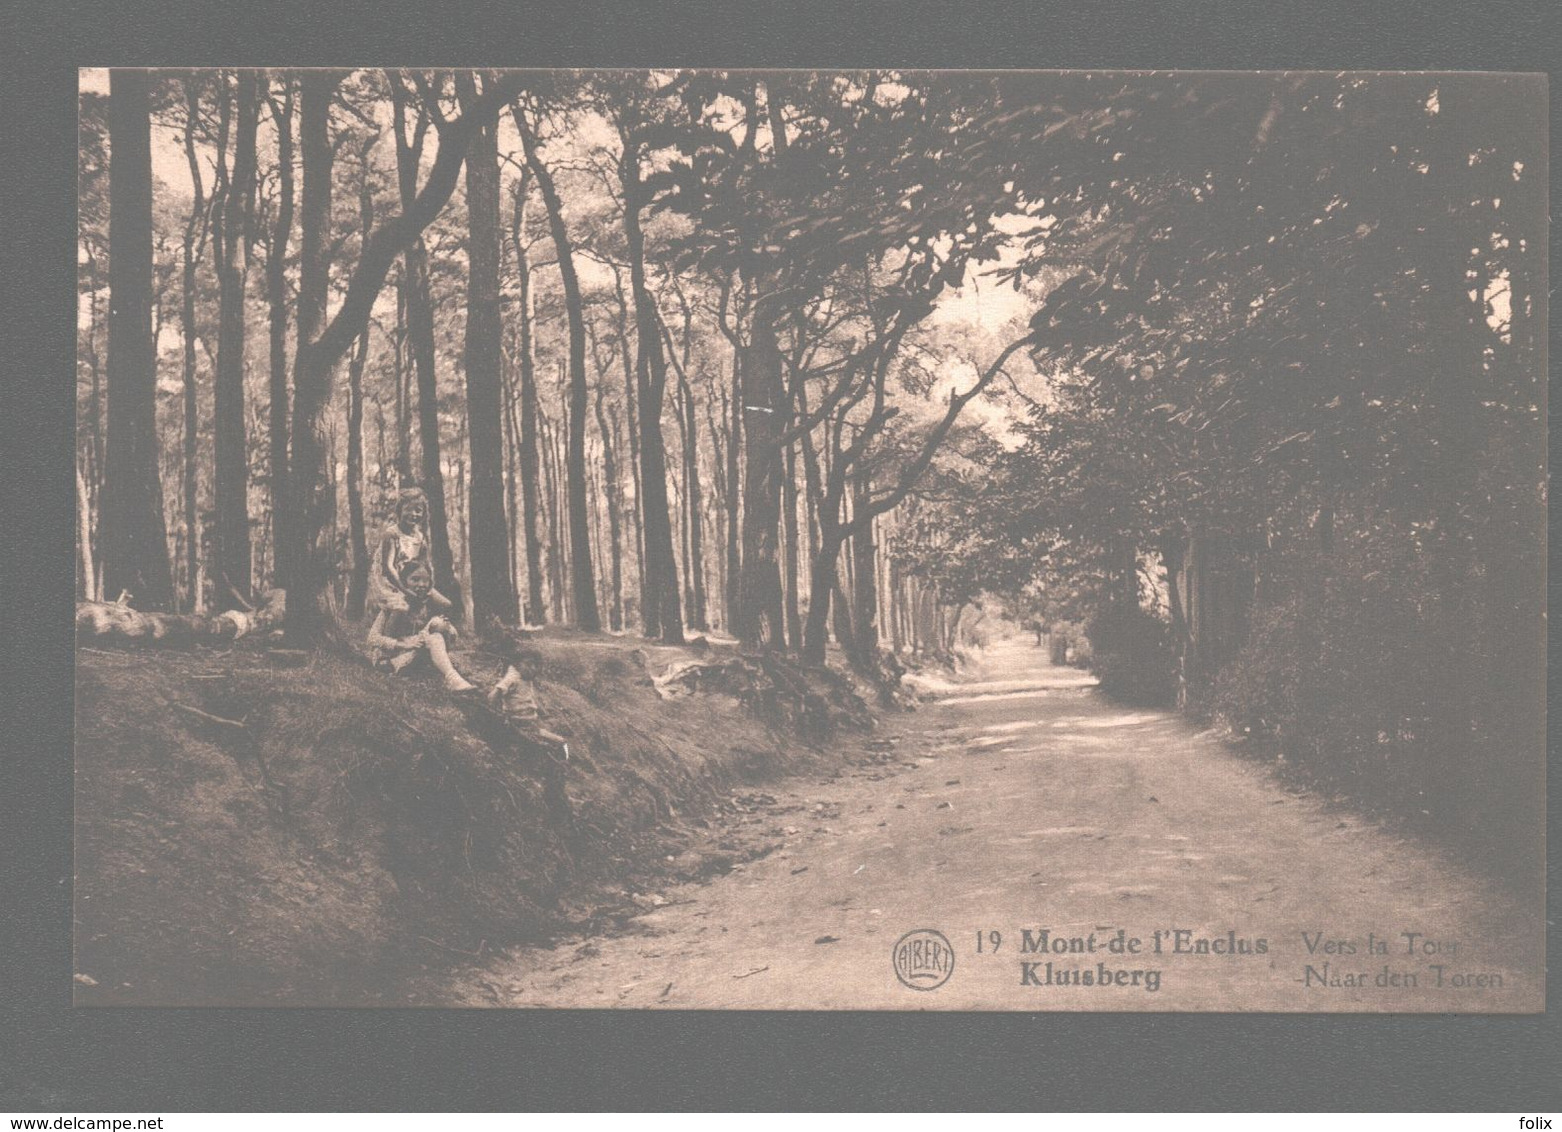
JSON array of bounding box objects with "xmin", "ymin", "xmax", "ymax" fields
[
  {"xmin": 424, "ymin": 630, "xmax": 475, "ymax": 692},
  {"xmin": 377, "ymin": 649, "xmax": 420, "ymax": 675}
]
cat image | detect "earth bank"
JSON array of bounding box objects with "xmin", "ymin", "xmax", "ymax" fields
[{"xmin": 72, "ymin": 629, "xmax": 876, "ymax": 1005}]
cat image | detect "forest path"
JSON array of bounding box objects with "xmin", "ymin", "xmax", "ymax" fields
[{"xmin": 453, "ymin": 635, "xmax": 1543, "ymax": 1011}]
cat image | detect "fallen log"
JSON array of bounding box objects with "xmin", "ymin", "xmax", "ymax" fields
[{"xmin": 75, "ymin": 590, "xmax": 286, "ymax": 646}]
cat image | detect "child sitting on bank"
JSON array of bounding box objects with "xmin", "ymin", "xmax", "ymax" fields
[{"xmin": 366, "ymin": 562, "xmax": 477, "ymax": 693}]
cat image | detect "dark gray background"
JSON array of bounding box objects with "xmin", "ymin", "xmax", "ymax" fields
[{"xmin": 3, "ymin": 0, "xmax": 1558, "ymax": 1112}]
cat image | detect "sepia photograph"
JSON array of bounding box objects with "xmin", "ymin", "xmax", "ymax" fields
[{"xmin": 72, "ymin": 66, "xmax": 1546, "ymax": 1011}]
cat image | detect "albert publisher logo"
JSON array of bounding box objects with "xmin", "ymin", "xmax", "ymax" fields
[{"xmin": 893, "ymin": 928, "xmax": 955, "ymax": 991}]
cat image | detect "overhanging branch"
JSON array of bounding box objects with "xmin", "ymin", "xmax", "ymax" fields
[{"xmin": 299, "ymin": 73, "xmax": 526, "ymax": 371}]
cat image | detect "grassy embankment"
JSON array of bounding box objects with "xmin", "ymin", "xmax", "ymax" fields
[{"xmin": 73, "ymin": 628, "xmax": 874, "ymax": 1005}]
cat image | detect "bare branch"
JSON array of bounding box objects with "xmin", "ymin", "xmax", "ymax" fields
[
  {"xmin": 299, "ymin": 73, "xmax": 526, "ymax": 371},
  {"xmin": 847, "ymin": 333, "xmax": 1040, "ymax": 535}
]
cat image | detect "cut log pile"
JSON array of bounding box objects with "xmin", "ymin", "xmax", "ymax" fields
[{"xmin": 76, "ymin": 590, "xmax": 286, "ymax": 646}]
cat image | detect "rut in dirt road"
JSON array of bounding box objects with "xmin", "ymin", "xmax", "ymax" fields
[{"xmin": 453, "ymin": 637, "xmax": 1544, "ymax": 1011}]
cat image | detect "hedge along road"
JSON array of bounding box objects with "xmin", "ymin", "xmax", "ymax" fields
[{"xmin": 452, "ymin": 633, "xmax": 1544, "ymax": 1011}]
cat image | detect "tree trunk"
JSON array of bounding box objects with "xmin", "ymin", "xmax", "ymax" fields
[
  {"xmin": 343, "ymin": 137, "xmax": 375, "ymax": 622},
  {"xmin": 703, "ymin": 376, "xmax": 729, "ymax": 631},
  {"xmin": 848, "ymin": 468, "xmax": 879, "ymax": 671},
  {"xmin": 875, "ymin": 514, "xmax": 893, "ymax": 649},
  {"xmin": 457, "ymin": 74, "xmax": 518, "ymax": 628},
  {"xmin": 77, "ymin": 462, "xmax": 98, "ymax": 602},
  {"xmin": 393, "ymin": 269, "xmax": 412, "ymax": 482},
  {"xmin": 283, "ymin": 70, "xmax": 339, "ymax": 642},
  {"xmin": 406, "ymin": 238, "xmax": 461, "ymax": 607},
  {"xmin": 454, "ymin": 453, "xmax": 469, "ymax": 618},
  {"xmin": 831, "ymin": 568, "xmax": 856, "ymax": 658},
  {"xmin": 389, "ymin": 77, "xmax": 461, "ymax": 612},
  {"xmin": 725, "ymin": 336, "xmax": 743, "ymax": 632},
  {"xmin": 796, "ymin": 391, "xmax": 833, "ymax": 663},
  {"xmin": 84, "ymin": 249, "xmax": 105, "ymax": 548},
  {"xmin": 917, "ymin": 583, "xmax": 937, "ymax": 656},
  {"xmin": 682, "ymin": 380, "xmax": 709, "ymax": 633},
  {"xmin": 540, "ymin": 412, "xmax": 566, "ymax": 623},
  {"xmin": 665, "ymin": 310, "xmax": 709, "ymax": 634},
  {"xmin": 516, "ymin": 105, "xmax": 599, "ymax": 631},
  {"xmin": 587, "ymin": 458, "xmax": 604, "ymax": 614},
  {"xmin": 595, "ymin": 389, "xmax": 626, "ymax": 631},
  {"xmin": 617, "ymin": 140, "xmax": 683, "ymax": 644},
  {"xmin": 264, "ymin": 76, "xmax": 295, "ymax": 592},
  {"xmin": 501, "ymin": 343, "xmax": 521, "ymax": 604},
  {"xmin": 213, "ymin": 69, "xmax": 259, "ymax": 608},
  {"xmin": 671, "ymin": 375, "xmax": 694, "ymax": 617},
  {"xmin": 345, "ymin": 323, "xmax": 370, "ymax": 621},
  {"xmin": 782, "ymin": 437, "xmax": 802, "ymax": 649},
  {"xmin": 101, "ymin": 69, "xmax": 174, "ymax": 610},
  {"xmin": 887, "ymin": 555, "xmax": 903, "ymax": 653},
  {"xmin": 801, "ymin": 531, "xmax": 844, "ymax": 665},
  {"xmin": 373, "ymin": 399, "xmax": 389, "ymax": 493},
  {"xmin": 180, "ymin": 78, "xmax": 207, "ymax": 613},
  {"xmin": 735, "ymin": 294, "xmax": 786, "ymax": 650},
  {"xmin": 611, "ymin": 402, "xmax": 631, "ymax": 631},
  {"xmin": 508, "ymin": 173, "xmax": 547, "ymax": 625},
  {"xmin": 609, "ymin": 273, "xmax": 645, "ymax": 617}
]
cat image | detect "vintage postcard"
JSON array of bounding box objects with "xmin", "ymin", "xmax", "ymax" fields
[{"xmin": 73, "ymin": 68, "xmax": 1546, "ymax": 1010}]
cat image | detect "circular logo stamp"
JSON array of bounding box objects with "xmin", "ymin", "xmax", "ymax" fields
[{"xmin": 892, "ymin": 928, "xmax": 956, "ymax": 991}]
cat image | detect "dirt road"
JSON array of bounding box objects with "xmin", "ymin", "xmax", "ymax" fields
[{"xmin": 452, "ymin": 635, "xmax": 1543, "ymax": 1011}]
